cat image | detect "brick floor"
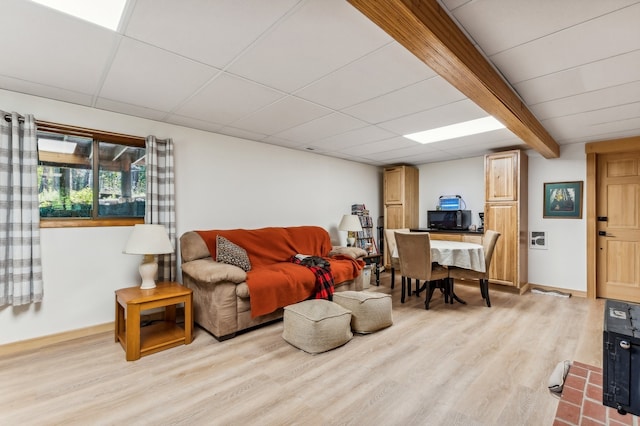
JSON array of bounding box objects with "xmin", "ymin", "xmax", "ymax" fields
[{"xmin": 554, "ymin": 361, "xmax": 639, "ymax": 425}]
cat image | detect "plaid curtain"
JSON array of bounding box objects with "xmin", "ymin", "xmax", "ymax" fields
[
  {"xmin": 145, "ymin": 136, "xmax": 176, "ymax": 282},
  {"xmin": 0, "ymin": 112, "xmax": 43, "ymax": 306}
]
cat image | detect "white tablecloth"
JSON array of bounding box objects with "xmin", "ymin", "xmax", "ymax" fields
[
  {"xmin": 430, "ymin": 240, "xmax": 485, "ymax": 273},
  {"xmin": 392, "ymin": 240, "xmax": 485, "ymax": 273}
]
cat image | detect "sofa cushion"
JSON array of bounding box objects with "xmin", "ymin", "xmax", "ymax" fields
[
  {"xmin": 182, "ymin": 258, "xmax": 247, "ymax": 284},
  {"xmin": 216, "ymin": 235, "xmax": 251, "ymax": 271},
  {"xmin": 329, "ymin": 246, "xmax": 368, "ymax": 259}
]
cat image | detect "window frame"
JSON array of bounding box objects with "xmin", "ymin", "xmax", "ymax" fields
[{"xmin": 37, "ymin": 120, "xmax": 146, "ymax": 228}]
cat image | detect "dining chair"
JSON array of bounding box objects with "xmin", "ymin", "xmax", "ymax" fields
[
  {"xmin": 449, "ymin": 230, "xmax": 501, "ymax": 307},
  {"xmin": 395, "ymin": 232, "xmax": 449, "ymax": 309},
  {"xmin": 384, "ymin": 228, "xmax": 409, "ymax": 290}
]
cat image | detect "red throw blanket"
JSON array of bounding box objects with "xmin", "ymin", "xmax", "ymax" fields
[
  {"xmin": 196, "ymin": 227, "xmax": 364, "ymax": 317},
  {"xmin": 290, "ymin": 255, "xmax": 334, "ymax": 300}
]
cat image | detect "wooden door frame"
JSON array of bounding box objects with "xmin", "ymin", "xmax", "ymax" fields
[{"xmin": 585, "ymin": 136, "xmax": 640, "ymax": 299}]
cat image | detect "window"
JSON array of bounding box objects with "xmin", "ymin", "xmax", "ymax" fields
[{"xmin": 36, "ymin": 121, "xmax": 146, "ymax": 227}]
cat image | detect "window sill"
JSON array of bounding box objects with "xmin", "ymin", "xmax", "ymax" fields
[{"xmin": 39, "ymin": 218, "xmax": 144, "ymax": 228}]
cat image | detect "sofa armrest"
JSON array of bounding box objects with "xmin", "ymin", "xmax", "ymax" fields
[
  {"xmin": 182, "ymin": 258, "xmax": 247, "ymax": 284},
  {"xmin": 329, "ymin": 246, "xmax": 368, "ymax": 259}
]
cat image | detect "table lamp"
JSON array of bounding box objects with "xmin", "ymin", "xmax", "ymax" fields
[
  {"xmin": 338, "ymin": 214, "xmax": 363, "ymax": 247},
  {"xmin": 124, "ymin": 224, "xmax": 174, "ymax": 289}
]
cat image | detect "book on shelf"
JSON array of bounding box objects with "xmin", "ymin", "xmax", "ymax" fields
[{"xmin": 350, "ymin": 203, "xmax": 378, "ymax": 254}]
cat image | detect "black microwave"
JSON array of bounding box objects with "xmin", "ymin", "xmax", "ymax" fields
[{"xmin": 427, "ymin": 210, "xmax": 472, "ymax": 230}]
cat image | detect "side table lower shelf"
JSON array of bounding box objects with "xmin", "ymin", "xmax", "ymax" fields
[{"xmin": 116, "ymin": 321, "xmax": 188, "ymax": 359}]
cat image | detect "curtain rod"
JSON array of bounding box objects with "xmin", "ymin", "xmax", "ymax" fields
[{"xmin": 3, "ymin": 113, "xmax": 25, "ymax": 123}]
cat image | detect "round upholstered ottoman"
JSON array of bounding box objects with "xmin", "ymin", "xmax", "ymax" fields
[
  {"xmin": 282, "ymin": 299, "xmax": 353, "ymax": 354},
  {"xmin": 332, "ymin": 291, "xmax": 393, "ymax": 334}
]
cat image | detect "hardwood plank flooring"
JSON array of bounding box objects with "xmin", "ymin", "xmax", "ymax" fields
[{"xmin": 0, "ymin": 273, "xmax": 604, "ymax": 425}]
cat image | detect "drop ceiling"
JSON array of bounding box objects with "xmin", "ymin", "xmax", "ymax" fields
[{"xmin": 1, "ymin": 0, "xmax": 639, "ymax": 166}]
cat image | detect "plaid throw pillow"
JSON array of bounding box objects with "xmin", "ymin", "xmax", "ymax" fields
[{"xmin": 216, "ymin": 235, "xmax": 251, "ymax": 271}]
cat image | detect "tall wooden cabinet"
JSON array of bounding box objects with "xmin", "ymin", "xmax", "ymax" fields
[
  {"xmin": 484, "ymin": 150, "xmax": 528, "ymax": 289},
  {"xmin": 383, "ymin": 165, "xmax": 419, "ymax": 266}
]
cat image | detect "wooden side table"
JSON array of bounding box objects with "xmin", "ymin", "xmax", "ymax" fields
[{"xmin": 115, "ymin": 282, "xmax": 193, "ymax": 361}]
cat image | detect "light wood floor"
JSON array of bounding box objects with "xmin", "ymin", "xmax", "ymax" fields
[{"xmin": 0, "ymin": 273, "xmax": 604, "ymax": 425}]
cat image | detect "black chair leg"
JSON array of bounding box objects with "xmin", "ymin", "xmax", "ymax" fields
[
  {"xmin": 482, "ymin": 279, "xmax": 491, "ymax": 307},
  {"xmin": 425, "ymin": 281, "xmax": 437, "ymax": 310},
  {"xmin": 415, "ymin": 279, "xmax": 421, "ymax": 296},
  {"xmin": 401, "ymin": 276, "xmax": 406, "ymax": 303},
  {"xmin": 390, "ymin": 267, "xmax": 395, "ymax": 289}
]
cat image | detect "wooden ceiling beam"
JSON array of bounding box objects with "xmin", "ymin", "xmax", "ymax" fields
[{"xmin": 347, "ymin": 0, "xmax": 560, "ymax": 158}]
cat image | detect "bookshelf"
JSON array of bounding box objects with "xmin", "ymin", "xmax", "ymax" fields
[{"xmin": 351, "ymin": 204, "xmax": 378, "ymax": 254}]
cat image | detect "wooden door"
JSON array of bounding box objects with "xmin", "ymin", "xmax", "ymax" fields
[
  {"xmin": 485, "ymin": 202, "xmax": 518, "ymax": 287},
  {"xmin": 596, "ymin": 152, "xmax": 640, "ymax": 302}
]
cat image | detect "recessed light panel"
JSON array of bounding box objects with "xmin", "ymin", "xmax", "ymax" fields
[
  {"xmin": 404, "ymin": 116, "xmax": 505, "ymax": 144},
  {"xmin": 31, "ymin": 0, "xmax": 127, "ymax": 31}
]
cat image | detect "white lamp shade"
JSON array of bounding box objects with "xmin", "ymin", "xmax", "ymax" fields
[
  {"xmin": 124, "ymin": 224, "xmax": 174, "ymax": 255},
  {"xmin": 338, "ymin": 214, "xmax": 363, "ymax": 232}
]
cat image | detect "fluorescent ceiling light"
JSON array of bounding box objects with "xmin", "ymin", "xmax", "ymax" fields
[
  {"xmin": 31, "ymin": 0, "xmax": 127, "ymax": 31},
  {"xmin": 38, "ymin": 138, "xmax": 77, "ymax": 154},
  {"xmin": 404, "ymin": 116, "xmax": 506, "ymax": 144}
]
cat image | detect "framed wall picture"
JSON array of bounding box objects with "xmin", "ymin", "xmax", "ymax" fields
[{"xmin": 544, "ymin": 181, "xmax": 583, "ymax": 219}]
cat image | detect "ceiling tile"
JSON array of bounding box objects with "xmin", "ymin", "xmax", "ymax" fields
[
  {"xmin": 231, "ymin": 96, "xmax": 332, "ymax": 135},
  {"xmin": 217, "ymin": 126, "xmax": 269, "ymax": 141},
  {"xmin": 448, "ymin": 0, "xmax": 638, "ymax": 56},
  {"xmin": 0, "ymin": 75, "xmax": 93, "ymax": 107},
  {"xmin": 337, "ymin": 136, "xmax": 416, "ymax": 156},
  {"xmin": 542, "ymin": 102, "xmax": 640, "ymax": 142},
  {"xmin": 174, "ymin": 73, "xmax": 285, "ymax": 125},
  {"xmin": 227, "ymin": 0, "xmax": 392, "ymax": 92},
  {"xmin": 311, "ymin": 126, "xmax": 397, "ymax": 151},
  {"xmin": 515, "ymin": 49, "xmax": 640, "ymax": 105},
  {"xmin": 530, "ymin": 80, "xmax": 640, "ymax": 121},
  {"xmin": 0, "ymin": 0, "xmax": 118, "ymax": 94},
  {"xmin": 165, "ymin": 115, "xmax": 224, "ymax": 134},
  {"xmin": 94, "ymin": 98, "xmax": 169, "ymax": 122},
  {"xmin": 99, "ymin": 38, "xmax": 219, "ymax": 112},
  {"xmin": 125, "ymin": 0, "xmax": 302, "ymax": 68},
  {"xmin": 491, "ymin": 3, "xmax": 640, "ymax": 83},
  {"xmin": 378, "ymin": 99, "xmax": 489, "ymax": 135},
  {"xmin": 294, "ymin": 42, "xmax": 436, "ymax": 110},
  {"xmin": 425, "ymin": 128, "xmax": 518, "ymax": 151},
  {"xmin": 344, "ymin": 76, "xmax": 466, "ymax": 124},
  {"xmin": 272, "ymin": 113, "xmax": 368, "ymax": 143}
]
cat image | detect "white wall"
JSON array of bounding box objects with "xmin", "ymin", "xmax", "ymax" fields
[
  {"xmin": 416, "ymin": 147, "xmax": 587, "ymax": 293},
  {"xmin": 527, "ymin": 144, "xmax": 586, "ymax": 292},
  {"xmin": 0, "ymin": 90, "xmax": 381, "ymax": 345},
  {"xmin": 417, "ymin": 157, "xmax": 485, "ymax": 228},
  {"xmin": 0, "ymin": 88, "xmax": 590, "ymax": 345}
]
